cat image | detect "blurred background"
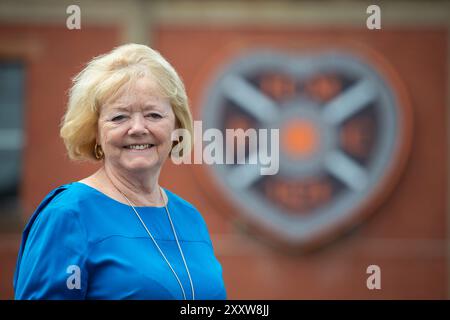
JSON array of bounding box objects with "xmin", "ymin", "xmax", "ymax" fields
[{"xmin": 0, "ymin": 0, "xmax": 448, "ymax": 299}]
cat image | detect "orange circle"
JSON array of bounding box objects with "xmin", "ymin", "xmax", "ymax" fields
[{"xmin": 282, "ymin": 119, "xmax": 319, "ymax": 157}]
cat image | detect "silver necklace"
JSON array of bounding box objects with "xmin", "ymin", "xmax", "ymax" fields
[{"xmin": 111, "ymin": 182, "xmax": 195, "ymax": 300}]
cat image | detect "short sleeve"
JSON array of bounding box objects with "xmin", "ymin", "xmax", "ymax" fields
[{"xmin": 14, "ymin": 203, "xmax": 89, "ymax": 300}]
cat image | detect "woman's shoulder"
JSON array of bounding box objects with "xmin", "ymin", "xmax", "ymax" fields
[
  {"xmin": 164, "ymin": 189, "xmax": 205, "ymax": 223},
  {"xmin": 164, "ymin": 189, "xmax": 197, "ymax": 211},
  {"xmin": 23, "ymin": 182, "xmax": 102, "ymax": 237},
  {"xmin": 164, "ymin": 189, "xmax": 213, "ymax": 242},
  {"xmin": 24, "ymin": 182, "xmax": 89, "ymax": 231},
  {"xmin": 17, "ymin": 183, "xmax": 90, "ymax": 266},
  {"xmin": 35, "ymin": 182, "xmax": 94, "ymax": 212}
]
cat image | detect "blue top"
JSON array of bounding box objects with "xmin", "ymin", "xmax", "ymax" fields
[{"xmin": 14, "ymin": 182, "xmax": 227, "ymax": 300}]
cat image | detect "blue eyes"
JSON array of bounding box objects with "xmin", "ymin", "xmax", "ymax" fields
[{"xmin": 111, "ymin": 113, "xmax": 162, "ymax": 122}]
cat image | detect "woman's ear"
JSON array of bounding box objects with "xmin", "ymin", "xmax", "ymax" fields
[{"xmin": 95, "ymin": 121, "xmax": 102, "ymax": 144}]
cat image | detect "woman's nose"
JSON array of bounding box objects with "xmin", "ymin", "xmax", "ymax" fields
[{"xmin": 128, "ymin": 114, "xmax": 148, "ymax": 135}]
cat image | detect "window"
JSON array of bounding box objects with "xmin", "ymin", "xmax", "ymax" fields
[{"xmin": 0, "ymin": 61, "xmax": 24, "ymax": 231}]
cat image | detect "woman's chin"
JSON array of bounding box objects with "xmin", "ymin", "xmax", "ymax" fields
[{"xmin": 121, "ymin": 158, "xmax": 158, "ymax": 172}]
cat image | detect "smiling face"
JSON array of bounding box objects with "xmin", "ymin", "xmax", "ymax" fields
[{"xmin": 97, "ymin": 76, "xmax": 177, "ymax": 174}]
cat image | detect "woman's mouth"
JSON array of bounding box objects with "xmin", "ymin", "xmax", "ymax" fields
[{"xmin": 124, "ymin": 144, "xmax": 155, "ymax": 150}]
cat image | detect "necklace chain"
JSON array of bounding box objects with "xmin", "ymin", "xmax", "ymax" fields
[{"xmin": 108, "ymin": 179, "xmax": 195, "ymax": 300}]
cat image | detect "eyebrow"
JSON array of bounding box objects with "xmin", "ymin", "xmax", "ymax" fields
[
  {"xmin": 108, "ymin": 106, "xmax": 127, "ymax": 112},
  {"xmin": 108, "ymin": 104, "xmax": 159, "ymax": 112}
]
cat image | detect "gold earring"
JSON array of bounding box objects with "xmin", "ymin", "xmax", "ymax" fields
[{"xmin": 94, "ymin": 143, "xmax": 104, "ymax": 160}]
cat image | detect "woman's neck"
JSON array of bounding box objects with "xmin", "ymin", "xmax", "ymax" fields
[{"xmin": 95, "ymin": 165, "xmax": 165, "ymax": 207}]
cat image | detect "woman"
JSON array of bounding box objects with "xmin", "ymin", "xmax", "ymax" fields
[{"xmin": 13, "ymin": 43, "xmax": 226, "ymax": 300}]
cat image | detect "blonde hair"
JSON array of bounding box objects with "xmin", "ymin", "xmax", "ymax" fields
[{"xmin": 60, "ymin": 43, "xmax": 193, "ymax": 161}]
